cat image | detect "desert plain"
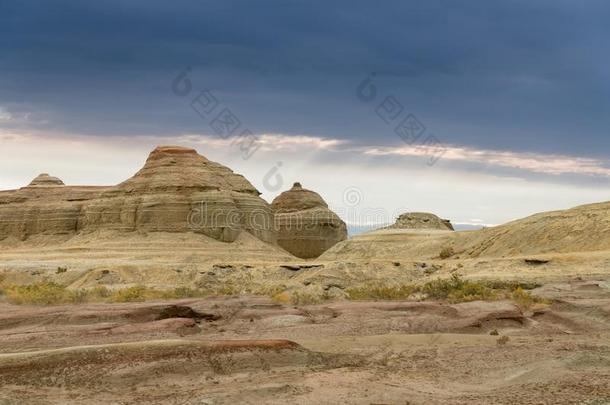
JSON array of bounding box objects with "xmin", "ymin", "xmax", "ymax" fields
[{"xmin": 0, "ymin": 146, "xmax": 609, "ymax": 404}]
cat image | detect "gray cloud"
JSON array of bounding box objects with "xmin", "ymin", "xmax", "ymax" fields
[{"xmin": 1, "ymin": 0, "xmax": 610, "ymax": 158}]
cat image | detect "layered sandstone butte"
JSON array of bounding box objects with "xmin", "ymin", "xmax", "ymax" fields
[
  {"xmin": 387, "ymin": 212, "xmax": 454, "ymax": 231},
  {"xmin": 28, "ymin": 173, "xmax": 65, "ymax": 186},
  {"xmin": 0, "ymin": 146, "xmax": 276, "ymax": 245},
  {"xmin": 271, "ymin": 182, "xmax": 347, "ymax": 259}
]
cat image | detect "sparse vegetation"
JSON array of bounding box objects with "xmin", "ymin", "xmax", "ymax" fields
[
  {"xmin": 109, "ymin": 285, "xmax": 152, "ymax": 302},
  {"xmin": 439, "ymin": 246, "xmax": 455, "ymax": 259},
  {"xmin": 271, "ymin": 291, "xmax": 292, "ymax": 304},
  {"xmin": 482, "ymin": 280, "xmax": 541, "ymax": 290},
  {"xmin": 89, "ymin": 285, "xmax": 112, "ymax": 299},
  {"xmin": 272, "ymin": 290, "xmax": 332, "ymax": 305},
  {"xmin": 0, "ymin": 274, "xmax": 552, "ymax": 308},
  {"xmin": 108, "ymin": 285, "xmax": 226, "ymax": 302},
  {"xmin": 0, "ymin": 282, "xmax": 216, "ymax": 305},
  {"xmin": 346, "ymin": 283, "xmax": 416, "ymax": 300},
  {"xmin": 510, "ymin": 286, "xmax": 548, "ymax": 310},
  {"xmin": 2, "ymin": 282, "xmax": 85, "ymax": 305},
  {"xmin": 336, "ymin": 274, "xmax": 551, "ymax": 307},
  {"xmin": 497, "ymin": 335, "xmax": 510, "ymax": 345},
  {"xmin": 56, "ymin": 266, "xmax": 68, "ymax": 274},
  {"xmin": 421, "ymin": 274, "xmax": 496, "ymax": 302}
]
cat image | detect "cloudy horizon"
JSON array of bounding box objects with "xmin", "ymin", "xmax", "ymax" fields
[{"xmin": 2, "ymin": 1, "xmax": 610, "ymax": 229}]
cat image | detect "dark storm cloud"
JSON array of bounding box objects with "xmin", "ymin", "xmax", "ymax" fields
[{"xmin": 1, "ymin": 0, "xmax": 610, "ymax": 157}]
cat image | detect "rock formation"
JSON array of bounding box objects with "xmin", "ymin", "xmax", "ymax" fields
[
  {"xmin": 387, "ymin": 212, "xmax": 454, "ymax": 231},
  {"xmin": 0, "ymin": 146, "xmax": 276, "ymax": 244},
  {"xmin": 271, "ymin": 182, "xmax": 347, "ymax": 259},
  {"xmin": 28, "ymin": 173, "xmax": 65, "ymax": 186},
  {"xmin": 319, "ymin": 212, "xmax": 455, "ymax": 262}
]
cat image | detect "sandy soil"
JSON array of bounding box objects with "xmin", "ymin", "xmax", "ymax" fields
[{"xmin": 0, "ymin": 278, "xmax": 609, "ymax": 405}]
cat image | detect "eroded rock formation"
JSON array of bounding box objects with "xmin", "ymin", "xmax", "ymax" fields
[
  {"xmin": 0, "ymin": 146, "xmax": 276, "ymax": 244},
  {"xmin": 271, "ymin": 182, "xmax": 347, "ymax": 259},
  {"xmin": 28, "ymin": 173, "xmax": 65, "ymax": 187},
  {"xmin": 388, "ymin": 212, "xmax": 454, "ymax": 231}
]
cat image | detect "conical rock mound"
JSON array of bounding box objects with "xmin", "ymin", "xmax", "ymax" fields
[
  {"xmin": 28, "ymin": 173, "xmax": 65, "ymax": 187},
  {"xmin": 271, "ymin": 182, "xmax": 347, "ymax": 259},
  {"xmin": 272, "ymin": 182, "xmax": 328, "ymax": 212},
  {"xmin": 118, "ymin": 146, "xmax": 259, "ymax": 194}
]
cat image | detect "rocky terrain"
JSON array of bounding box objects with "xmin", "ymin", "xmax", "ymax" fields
[
  {"xmin": 1, "ymin": 145, "xmax": 610, "ymax": 404},
  {"xmin": 0, "ymin": 280, "xmax": 609, "ymax": 404}
]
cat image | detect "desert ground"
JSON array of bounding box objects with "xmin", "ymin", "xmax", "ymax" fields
[
  {"xmin": 0, "ymin": 278, "xmax": 609, "ymax": 404},
  {"xmin": 1, "ymin": 147, "xmax": 610, "ymax": 404},
  {"xmin": 1, "ymin": 229, "xmax": 609, "ymax": 404}
]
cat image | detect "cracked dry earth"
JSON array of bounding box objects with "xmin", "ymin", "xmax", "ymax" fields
[{"xmin": 0, "ymin": 279, "xmax": 609, "ymax": 404}]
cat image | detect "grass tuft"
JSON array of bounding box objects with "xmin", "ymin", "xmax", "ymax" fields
[
  {"xmin": 346, "ymin": 284, "xmax": 416, "ymax": 300},
  {"xmin": 0, "ymin": 274, "xmax": 552, "ymax": 308},
  {"xmin": 439, "ymin": 246, "xmax": 455, "ymax": 259},
  {"xmin": 3, "ymin": 282, "xmax": 84, "ymax": 305},
  {"xmin": 341, "ymin": 274, "xmax": 550, "ymax": 306},
  {"xmin": 421, "ymin": 274, "xmax": 496, "ymax": 303}
]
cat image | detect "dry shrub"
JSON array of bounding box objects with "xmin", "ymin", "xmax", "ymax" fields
[
  {"xmin": 3, "ymin": 282, "xmax": 83, "ymax": 305},
  {"xmin": 497, "ymin": 335, "xmax": 510, "ymax": 345},
  {"xmin": 344, "ymin": 275, "xmax": 543, "ymax": 304},
  {"xmin": 169, "ymin": 286, "xmax": 205, "ymax": 298},
  {"xmin": 439, "ymin": 246, "xmax": 455, "ymax": 259},
  {"xmin": 109, "ymin": 286, "xmax": 212, "ymax": 302},
  {"xmin": 2, "ymin": 282, "xmax": 214, "ymax": 305},
  {"xmin": 90, "ymin": 285, "xmax": 112, "ymax": 299},
  {"xmin": 109, "ymin": 285, "xmax": 154, "ymax": 302},
  {"xmin": 421, "ymin": 274, "xmax": 496, "ymax": 303},
  {"xmin": 346, "ymin": 283, "xmax": 416, "ymax": 300},
  {"xmin": 510, "ymin": 287, "xmax": 550, "ymax": 310},
  {"xmin": 271, "ymin": 291, "xmax": 291, "ymax": 304}
]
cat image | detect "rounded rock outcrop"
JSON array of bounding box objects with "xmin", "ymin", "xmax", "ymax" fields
[
  {"xmin": 271, "ymin": 182, "xmax": 347, "ymax": 259},
  {"xmin": 28, "ymin": 173, "xmax": 65, "ymax": 187},
  {"xmin": 388, "ymin": 212, "xmax": 454, "ymax": 231}
]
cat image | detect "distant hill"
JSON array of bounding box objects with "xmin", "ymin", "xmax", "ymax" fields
[{"xmin": 347, "ymin": 222, "xmax": 485, "ymax": 236}]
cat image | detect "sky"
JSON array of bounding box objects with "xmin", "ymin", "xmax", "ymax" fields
[{"xmin": 2, "ymin": 0, "xmax": 610, "ymax": 229}]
